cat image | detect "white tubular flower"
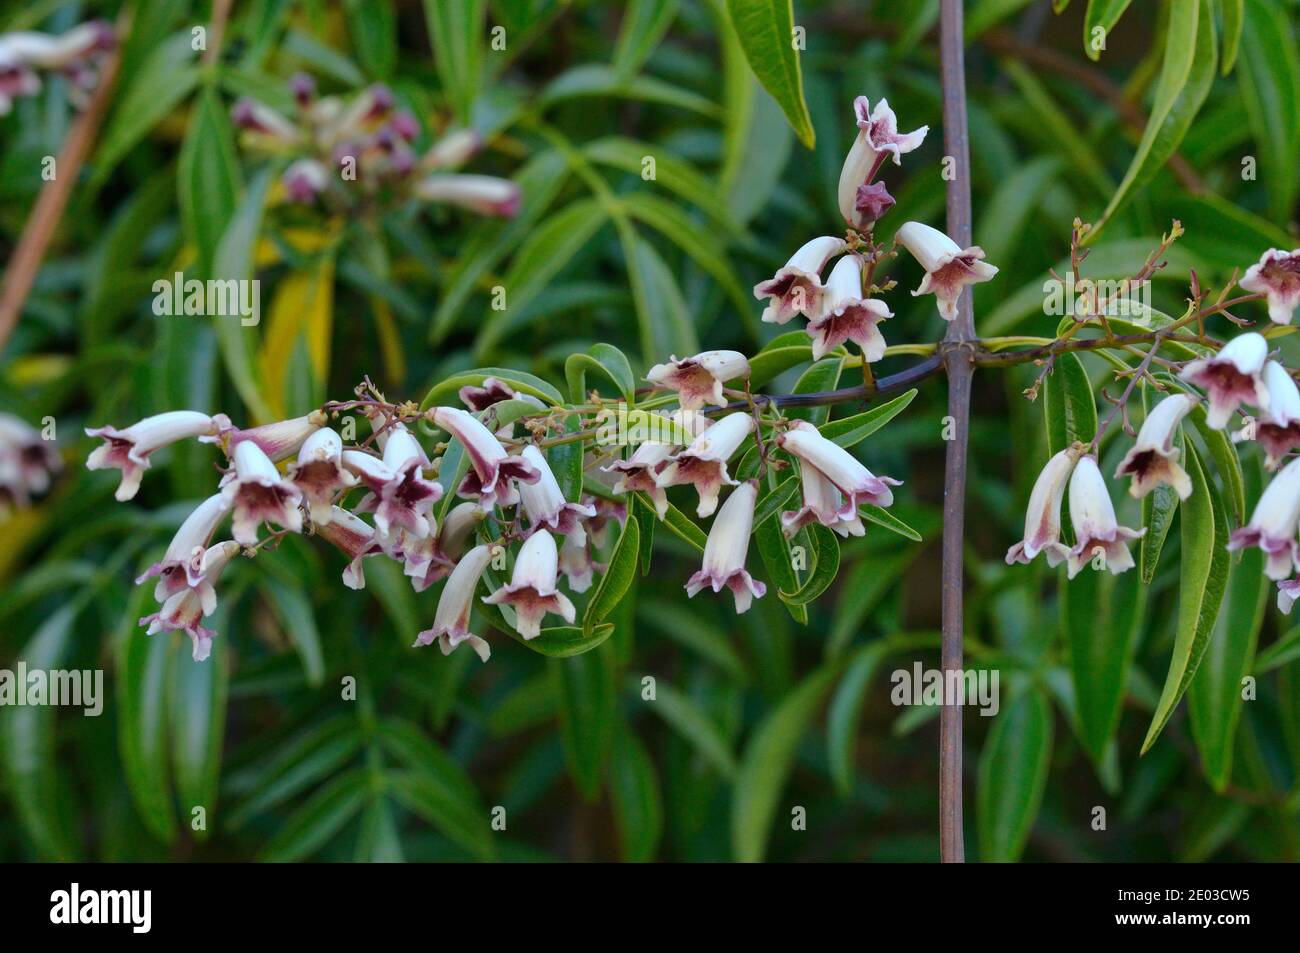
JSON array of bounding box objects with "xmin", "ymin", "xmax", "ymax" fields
[
  {"xmin": 896, "ymin": 221, "xmax": 998, "ymax": 321},
  {"xmin": 837, "ymin": 122, "xmax": 876, "ymax": 226},
  {"xmin": 405, "ymin": 500, "xmax": 483, "ymax": 592},
  {"xmin": 1064, "ymin": 455, "xmax": 1145, "ymax": 580},
  {"xmin": 1005, "ymin": 449, "xmax": 1075, "ymax": 566},
  {"xmin": 1228, "ymin": 456, "xmax": 1300, "ymax": 580},
  {"xmin": 1179, "ymin": 332, "xmax": 1270, "ymax": 429},
  {"xmin": 776, "ymin": 419, "xmax": 900, "ymax": 512},
  {"xmin": 221, "ymin": 440, "xmax": 303, "ymax": 545},
  {"xmin": 422, "ymin": 128, "xmax": 482, "ymax": 170},
  {"xmin": 559, "ymin": 532, "xmax": 598, "ymax": 593},
  {"xmin": 603, "ymin": 410, "xmax": 711, "ymax": 518},
  {"xmin": 135, "ymin": 493, "xmax": 232, "ymax": 602},
  {"xmin": 1252, "ymin": 361, "xmax": 1300, "ymax": 470},
  {"xmin": 415, "ymin": 544, "xmax": 492, "ymax": 662},
  {"xmin": 654, "ymin": 412, "xmax": 755, "ymax": 517},
  {"xmin": 482, "ymin": 531, "xmax": 576, "ymax": 639},
  {"xmin": 1239, "ymin": 248, "xmax": 1300, "ymax": 325},
  {"xmin": 139, "ymin": 541, "xmax": 240, "ymax": 662},
  {"xmin": 518, "ymin": 445, "xmax": 596, "ymax": 539},
  {"xmin": 368, "ymin": 425, "xmax": 441, "ymax": 540},
  {"xmin": 806, "ymin": 256, "xmax": 892, "ymax": 361},
  {"xmin": 1278, "ymin": 577, "xmax": 1300, "ymax": 615},
  {"xmin": 316, "ymin": 507, "xmax": 385, "ymax": 590},
  {"xmin": 86, "ymin": 410, "xmax": 222, "ymax": 501},
  {"xmin": 753, "ymin": 236, "xmax": 847, "ymax": 325},
  {"xmin": 432, "ymin": 406, "xmax": 540, "ymax": 511},
  {"xmin": 414, "ymin": 174, "xmax": 521, "ymax": 217},
  {"xmin": 781, "ymin": 458, "xmax": 866, "ymax": 539},
  {"xmin": 0, "ymin": 21, "xmax": 114, "ymax": 70},
  {"xmin": 1114, "ymin": 394, "xmax": 1195, "ymax": 499},
  {"xmin": 288, "ymin": 428, "xmax": 357, "ymax": 526},
  {"xmin": 231, "ymin": 97, "xmax": 302, "ymax": 145},
  {"xmin": 204, "ymin": 410, "xmax": 326, "ymax": 462},
  {"xmin": 0, "ymin": 413, "xmax": 60, "ymax": 503},
  {"xmin": 685, "ymin": 480, "xmax": 766, "ymax": 613},
  {"xmin": 646, "ymin": 350, "xmax": 751, "ymax": 411},
  {"xmin": 283, "ymin": 159, "xmax": 329, "ymax": 203}
]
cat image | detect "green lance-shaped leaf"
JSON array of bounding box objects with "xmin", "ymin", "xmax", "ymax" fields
[
  {"xmin": 1089, "ymin": 0, "xmax": 1214, "ymax": 240},
  {"xmin": 752, "ymin": 474, "xmax": 799, "ymax": 529},
  {"xmin": 1082, "ymin": 0, "xmax": 1134, "ymax": 60},
  {"xmin": 732, "ymin": 662, "xmax": 842, "ymax": 862},
  {"xmin": 1238, "ymin": 0, "xmax": 1300, "ymax": 222},
  {"xmin": 1220, "ymin": 0, "xmax": 1244, "ymax": 74},
  {"xmin": 423, "ymin": 0, "xmax": 485, "ymax": 124},
  {"xmin": 551, "ymin": 646, "xmax": 618, "ymax": 800},
  {"xmin": 634, "ymin": 493, "xmax": 656, "ymax": 575},
  {"xmin": 827, "ymin": 641, "xmax": 892, "ymax": 796},
  {"xmin": 858, "ymin": 504, "xmax": 923, "ymax": 542},
  {"xmin": 169, "ymin": 636, "xmax": 229, "ymax": 839},
  {"xmin": 977, "ymin": 688, "xmax": 1054, "ymax": 862},
  {"xmin": 565, "ymin": 343, "xmax": 636, "ymax": 405},
  {"xmin": 779, "ymin": 523, "xmax": 840, "ymax": 605},
  {"xmin": 612, "ymin": 0, "xmax": 681, "ymax": 81},
  {"xmin": 257, "ymin": 768, "xmax": 369, "ymax": 861},
  {"xmin": 608, "ymin": 721, "xmax": 665, "ymax": 862},
  {"xmin": 1043, "ymin": 351, "xmax": 1097, "ymax": 454},
  {"xmin": 179, "ymin": 85, "xmax": 243, "ymax": 278},
  {"xmin": 1188, "ymin": 465, "xmax": 1268, "ymax": 791},
  {"xmin": 747, "ymin": 330, "xmax": 817, "ymax": 388},
  {"xmin": 639, "ymin": 492, "xmax": 708, "ymax": 551},
  {"xmin": 0, "ymin": 605, "xmax": 80, "ymax": 860},
  {"xmin": 817, "ymin": 389, "xmax": 918, "ymax": 448},
  {"xmin": 115, "ymin": 581, "xmax": 178, "ymax": 845},
  {"xmin": 1063, "ymin": 564, "xmax": 1145, "ymax": 763},
  {"xmin": 755, "ymin": 505, "xmax": 808, "ymax": 625},
  {"xmin": 1142, "ymin": 444, "xmax": 1231, "ymax": 754},
  {"xmin": 584, "ymin": 516, "xmax": 641, "ymax": 628},
  {"xmin": 723, "ymin": 0, "xmax": 816, "ymax": 148},
  {"xmin": 639, "ymin": 679, "xmax": 739, "ymax": 779}
]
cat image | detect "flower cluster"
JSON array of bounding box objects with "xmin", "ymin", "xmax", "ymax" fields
[
  {"xmin": 84, "ymin": 96, "xmax": 950, "ymax": 663},
  {"xmin": 0, "ymin": 414, "xmax": 60, "ymax": 517},
  {"xmin": 0, "ymin": 21, "xmax": 115, "ymax": 114},
  {"xmin": 232, "ymin": 73, "xmax": 519, "ymax": 216},
  {"xmin": 755, "ymin": 97, "xmax": 997, "ymax": 365}
]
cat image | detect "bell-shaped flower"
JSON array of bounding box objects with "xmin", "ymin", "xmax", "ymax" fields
[
  {"xmin": 806, "ymin": 256, "xmax": 892, "ymax": 361},
  {"xmin": 1228, "ymin": 456, "xmax": 1300, "ymax": 580},
  {"xmin": 646, "ymin": 350, "xmax": 750, "ymax": 410},
  {"xmin": 139, "ymin": 541, "xmax": 240, "ymax": 662},
  {"xmin": 0, "ymin": 413, "xmax": 60, "ymax": 504},
  {"xmin": 86, "ymin": 410, "xmax": 223, "ymax": 501},
  {"xmin": 204, "ymin": 410, "xmax": 326, "ymax": 461},
  {"xmin": 1251, "ymin": 361, "xmax": 1300, "ymax": 469},
  {"xmin": 1114, "ymin": 394, "xmax": 1195, "ymax": 499},
  {"xmin": 518, "ymin": 445, "xmax": 596, "ymax": 539},
  {"xmin": 752, "ymin": 236, "xmax": 846, "ymax": 325},
  {"xmin": 287, "ymin": 428, "xmax": 357, "ymax": 526},
  {"xmin": 135, "ymin": 493, "xmax": 232, "ymax": 602},
  {"xmin": 837, "ymin": 97, "xmax": 926, "ymax": 227},
  {"xmin": 404, "ymin": 501, "xmax": 483, "ymax": 592},
  {"xmin": 283, "ymin": 159, "xmax": 329, "ymax": 203},
  {"xmin": 559, "ymin": 532, "xmax": 599, "ymax": 593},
  {"xmin": 431, "ymin": 406, "xmax": 540, "ymax": 511},
  {"xmin": 459, "ymin": 376, "xmax": 517, "ymax": 412},
  {"xmin": 896, "ymin": 221, "xmax": 998, "ymax": 321},
  {"xmin": 685, "ymin": 480, "xmax": 766, "ymax": 613},
  {"xmin": 482, "ymin": 531, "xmax": 576, "ymax": 639},
  {"xmin": 655, "ymin": 412, "xmax": 755, "ymax": 517},
  {"xmin": 604, "ymin": 411, "xmax": 710, "ymax": 518},
  {"xmin": 1240, "ymin": 248, "xmax": 1300, "ymax": 325},
  {"xmin": 414, "ymin": 174, "xmax": 521, "ymax": 217},
  {"xmin": 781, "ymin": 458, "xmax": 866, "ymax": 539},
  {"xmin": 1064, "ymin": 455, "xmax": 1145, "ymax": 579},
  {"xmin": 220, "ymin": 439, "xmax": 303, "ymax": 545},
  {"xmin": 1179, "ymin": 332, "xmax": 1270, "ymax": 429},
  {"xmin": 363, "ymin": 425, "xmax": 441, "ymax": 540},
  {"xmin": 316, "ymin": 507, "xmax": 385, "ymax": 590},
  {"xmin": 1005, "ymin": 449, "xmax": 1075, "ymax": 566},
  {"xmin": 776, "ymin": 420, "xmax": 900, "ymax": 512},
  {"xmin": 415, "ymin": 544, "xmax": 493, "ymax": 661}
]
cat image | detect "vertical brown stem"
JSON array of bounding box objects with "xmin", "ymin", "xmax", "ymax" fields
[{"xmin": 938, "ymin": 0, "xmax": 973, "ymax": 863}]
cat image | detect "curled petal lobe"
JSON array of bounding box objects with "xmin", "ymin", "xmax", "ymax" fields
[
  {"xmin": 1239, "ymin": 248, "xmax": 1300, "ymax": 326},
  {"xmin": 1178, "ymin": 332, "xmax": 1270, "ymax": 429},
  {"xmin": 854, "ymin": 96, "xmax": 928, "ymax": 164},
  {"xmin": 646, "ymin": 350, "xmax": 750, "ymax": 410},
  {"xmin": 1251, "ymin": 361, "xmax": 1300, "ymax": 470},
  {"xmin": 753, "ymin": 236, "xmax": 846, "ymax": 324}
]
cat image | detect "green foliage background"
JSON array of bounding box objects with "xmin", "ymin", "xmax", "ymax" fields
[{"xmin": 1, "ymin": 0, "xmax": 1299, "ymax": 862}]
